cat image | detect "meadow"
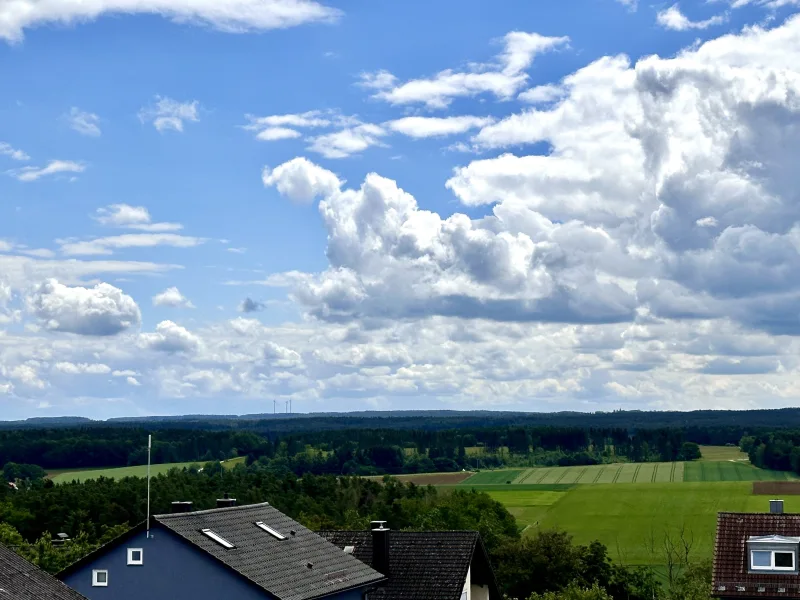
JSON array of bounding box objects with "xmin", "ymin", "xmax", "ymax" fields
[
  {"xmin": 48, "ymin": 456, "xmax": 247, "ymax": 484},
  {"xmin": 451, "ymin": 447, "xmax": 800, "ymax": 566}
]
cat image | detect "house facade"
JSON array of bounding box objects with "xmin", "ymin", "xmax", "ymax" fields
[
  {"xmin": 319, "ymin": 521, "xmax": 500, "ymax": 600},
  {"xmin": 713, "ymin": 500, "xmax": 800, "ymax": 599},
  {"xmin": 58, "ymin": 500, "xmax": 385, "ymax": 600}
]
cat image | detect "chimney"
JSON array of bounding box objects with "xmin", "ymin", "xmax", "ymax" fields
[
  {"xmin": 171, "ymin": 501, "xmax": 194, "ymax": 513},
  {"xmin": 771, "ymin": 499, "xmax": 784, "ymax": 514},
  {"xmin": 371, "ymin": 521, "xmax": 390, "ymax": 576},
  {"xmin": 216, "ymin": 493, "xmax": 237, "ymax": 509}
]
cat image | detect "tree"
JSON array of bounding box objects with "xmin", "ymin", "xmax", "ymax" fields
[
  {"xmin": 670, "ymin": 559, "xmax": 712, "ymax": 600},
  {"xmin": 678, "ymin": 443, "xmax": 701, "ymax": 461}
]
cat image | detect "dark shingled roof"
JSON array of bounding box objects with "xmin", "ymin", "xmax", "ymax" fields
[
  {"xmin": 318, "ymin": 530, "xmax": 500, "ymax": 600},
  {"xmin": 0, "ymin": 543, "xmax": 87, "ymax": 600},
  {"xmin": 153, "ymin": 503, "xmax": 385, "ymax": 600},
  {"xmin": 714, "ymin": 512, "xmax": 800, "ymax": 598}
]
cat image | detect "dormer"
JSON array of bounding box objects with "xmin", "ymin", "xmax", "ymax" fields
[{"xmin": 747, "ymin": 535, "xmax": 800, "ymax": 574}]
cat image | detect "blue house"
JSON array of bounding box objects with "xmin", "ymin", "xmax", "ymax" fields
[{"xmin": 58, "ymin": 499, "xmax": 386, "ymax": 600}]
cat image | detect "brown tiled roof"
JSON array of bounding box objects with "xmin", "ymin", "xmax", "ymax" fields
[{"xmin": 713, "ymin": 512, "xmax": 800, "ymax": 598}]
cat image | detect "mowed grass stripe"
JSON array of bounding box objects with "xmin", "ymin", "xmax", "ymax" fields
[
  {"xmin": 578, "ymin": 467, "xmax": 600, "ymax": 484},
  {"xmin": 559, "ymin": 467, "xmax": 584, "ymax": 484},
  {"xmin": 527, "ymin": 469, "xmax": 549, "ymax": 484},
  {"xmin": 652, "ymin": 463, "xmax": 671, "ymax": 483},
  {"xmin": 462, "ymin": 470, "xmax": 524, "ymax": 485},
  {"xmin": 635, "ymin": 463, "xmax": 655, "ymax": 483}
]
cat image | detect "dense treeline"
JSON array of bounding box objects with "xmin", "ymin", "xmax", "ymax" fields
[
  {"xmin": 0, "ymin": 463, "xmax": 707, "ymax": 599},
  {"xmin": 0, "ymin": 425, "xmax": 704, "ymax": 474},
  {"xmin": 742, "ymin": 431, "xmax": 800, "ymax": 473}
]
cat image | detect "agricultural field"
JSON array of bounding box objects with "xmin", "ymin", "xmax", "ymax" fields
[
  {"xmin": 48, "ymin": 456, "xmax": 247, "ymax": 484},
  {"xmin": 364, "ymin": 471, "xmax": 474, "ymax": 485},
  {"xmin": 699, "ymin": 445, "xmax": 749, "ymax": 461},
  {"xmin": 450, "ymin": 448, "xmax": 800, "ymax": 567},
  {"xmin": 468, "ymin": 462, "xmax": 687, "ymax": 486},
  {"xmin": 461, "ymin": 469, "xmax": 525, "ymax": 484},
  {"xmin": 486, "ymin": 483, "xmax": 800, "ymax": 565}
]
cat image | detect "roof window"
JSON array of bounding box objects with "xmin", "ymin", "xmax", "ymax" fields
[
  {"xmin": 255, "ymin": 521, "xmax": 286, "ymax": 540},
  {"xmin": 201, "ymin": 529, "xmax": 235, "ymax": 549}
]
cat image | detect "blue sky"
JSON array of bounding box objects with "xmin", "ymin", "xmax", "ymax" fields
[{"xmin": 2, "ymin": 0, "xmax": 800, "ymax": 419}]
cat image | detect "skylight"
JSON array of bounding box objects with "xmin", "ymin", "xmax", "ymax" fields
[
  {"xmin": 201, "ymin": 528, "xmax": 235, "ymax": 549},
  {"xmin": 255, "ymin": 521, "xmax": 286, "ymax": 540}
]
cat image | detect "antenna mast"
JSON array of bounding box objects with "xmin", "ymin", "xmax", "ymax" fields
[{"xmin": 146, "ymin": 434, "xmax": 152, "ymax": 538}]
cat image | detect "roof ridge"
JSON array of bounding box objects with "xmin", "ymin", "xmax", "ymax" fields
[{"xmin": 154, "ymin": 502, "xmax": 270, "ymax": 519}]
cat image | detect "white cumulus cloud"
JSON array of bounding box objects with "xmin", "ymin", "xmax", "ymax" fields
[
  {"xmin": 385, "ymin": 116, "xmax": 495, "ymax": 139},
  {"xmin": 153, "ymin": 287, "xmax": 195, "ymax": 308},
  {"xmin": 362, "ymin": 31, "xmax": 569, "ymax": 109},
  {"xmin": 656, "ymin": 4, "xmax": 728, "ymax": 30},
  {"xmin": 94, "ymin": 203, "xmax": 183, "ymax": 232},
  {"xmin": 26, "ymin": 279, "xmax": 141, "ymax": 335},
  {"xmin": 262, "ymin": 156, "xmax": 342, "ymax": 202},
  {"xmin": 0, "ymin": 0, "xmax": 341, "ymax": 44},
  {"xmin": 140, "ymin": 320, "xmax": 201, "ymax": 353}
]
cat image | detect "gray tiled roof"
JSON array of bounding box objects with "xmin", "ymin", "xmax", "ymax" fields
[
  {"xmin": 154, "ymin": 503, "xmax": 385, "ymax": 600},
  {"xmin": 318, "ymin": 530, "xmax": 495, "ymax": 600},
  {"xmin": 0, "ymin": 543, "xmax": 87, "ymax": 600}
]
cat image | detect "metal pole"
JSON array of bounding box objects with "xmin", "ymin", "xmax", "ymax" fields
[{"xmin": 146, "ymin": 435, "xmax": 152, "ymax": 538}]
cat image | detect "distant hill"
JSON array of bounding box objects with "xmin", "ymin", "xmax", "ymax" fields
[{"xmin": 4, "ymin": 408, "xmax": 800, "ymax": 433}]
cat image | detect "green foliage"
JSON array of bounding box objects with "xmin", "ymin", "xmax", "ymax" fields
[
  {"xmin": 678, "ymin": 443, "xmax": 702, "ymax": 461},
  {"xmin": 492, "ymin": 530, "xmax": 656, "ymax": 600},
  {"xmin": 668, "ymin": 559, "xmax": 712, "ymax": 600},
  {"xmin": 3, "ymin": 462, "xmax": 46, "ymax": 482},
  {"xmin": 526, "ymin": 582, "xmax": 612, "ymax": 600}
]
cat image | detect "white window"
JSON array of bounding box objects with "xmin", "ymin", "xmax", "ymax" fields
[
  {"xmin": 750, "ymin": 549, "xmax": 796, "ymax": 571},
  {"xmin": 92, "ymin": 570, "xmax": 108, "ymax": 587},
  {"xmin": 127, "ymin": 548, "xmax": 143, "ymax": 565}
]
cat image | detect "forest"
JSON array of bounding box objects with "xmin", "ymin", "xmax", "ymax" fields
[{"xmin": 0, "ymin": 424, "xmax": 704, "ymax": 474}]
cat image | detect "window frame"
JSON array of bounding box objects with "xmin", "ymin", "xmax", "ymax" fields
[
  {"xmin": 92, "ymin": 569, "xmax": 109, "ymax": 587},
  {"xmin": 127, "ymin": 547, "xmax": 144, "ymax": 566},
  {"xmin": 749, "ymin": 548, "xmax": 798, "ymax": 572}
]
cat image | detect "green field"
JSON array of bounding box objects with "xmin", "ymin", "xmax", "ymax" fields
[
  {"xmin": 455, "ymin": 450, "xmax": 799, "ymax": 567},
  {"xmin": 486, "ymin": 483, "xmax": 800, "ymax": 566},
  {"xmin": 49, "ymin": 456, "xmax": 247, "ymax": 484},
  {"xmin": 462, "ymin": 458, "xmax": 790, "ymax": 487},
  {"xmin": 699, "ymin": 445, "xmax": 749, "ymax": 461}
]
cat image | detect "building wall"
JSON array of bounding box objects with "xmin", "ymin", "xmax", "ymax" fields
[
  {"xmin": 61, "ymin": 527, "xmax": 367, "ymax": 600},
  {"xmin": 470, "ymin": 583, "xmax": 490, "ymax": 600}
]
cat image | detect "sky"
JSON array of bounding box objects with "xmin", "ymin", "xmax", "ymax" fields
[{"xmin": 2, "ymin": 0, "xmax": 800, "ymax": 419}]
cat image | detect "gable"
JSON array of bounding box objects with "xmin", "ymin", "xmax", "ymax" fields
[{"xmin": 153, "ymin": 503, "xmax": 384, "ymax": 600}]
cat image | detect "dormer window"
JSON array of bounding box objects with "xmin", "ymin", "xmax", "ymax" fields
[{"xmin": 748, "ymin": 535, "xmax": 800, "ymax": 573}]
